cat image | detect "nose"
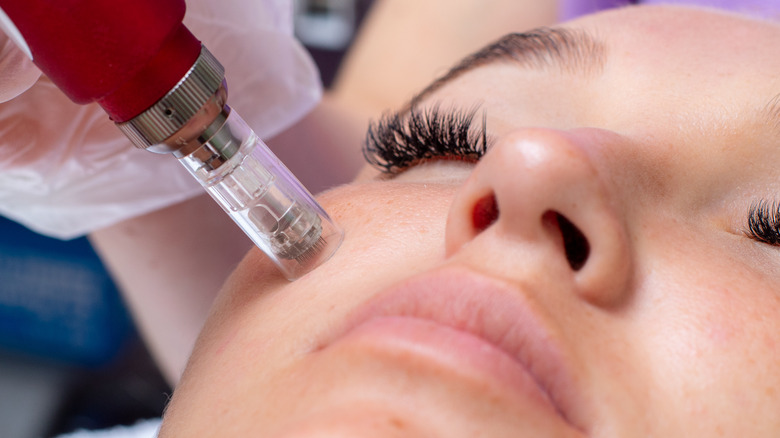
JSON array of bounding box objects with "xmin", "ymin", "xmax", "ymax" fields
[{"xmin": 446, "ymin": 128, "xmax": 632, "ymax": 306}]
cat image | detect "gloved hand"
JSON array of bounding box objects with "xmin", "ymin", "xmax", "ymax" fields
[
  {"xmin": 0, "ymin": 0, "xmax": 321, "ymax": 239},
  {"xmin": 0, "ymin": 29, "xmax": 39, "ymax": 102}
]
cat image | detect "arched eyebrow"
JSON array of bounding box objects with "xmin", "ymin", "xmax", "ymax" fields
[
  {"xmin": 765, "ymin": 93, "xmax": 780, "ymax": 130},
  {"xmin": 409, "ymin": 28, "xmax": 607, "ymax": 108}
]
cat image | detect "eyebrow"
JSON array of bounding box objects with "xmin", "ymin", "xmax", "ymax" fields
[
  {"xmin": 765, "ymin": 93, "xmax": 780, "ymax": 130},
  {"xmin": 409, "ymin": 27, "xmax": 607, "ymax": 107},
  {"xmin": 402, "ymin": 28, "xmax": 780, "ymax": 138}
]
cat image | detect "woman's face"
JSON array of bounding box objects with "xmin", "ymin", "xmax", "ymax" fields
[{"xmin": 160, "ymin": 6, "xmax": 780, "ymax": 437}]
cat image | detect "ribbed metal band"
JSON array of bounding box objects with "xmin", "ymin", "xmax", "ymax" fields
[{"xmin": 116, "ymin": 45, "xmax": 225, "ymax": 150}]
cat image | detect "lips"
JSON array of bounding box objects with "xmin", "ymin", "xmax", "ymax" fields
[{"xmin": 322, "ymin": 267, "xmax": 585, "ymax": 432}]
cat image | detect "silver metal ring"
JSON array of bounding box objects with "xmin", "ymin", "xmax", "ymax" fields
[{"xmin": 116, "ymin": 45, "xmax": 225, "ymax": 151}]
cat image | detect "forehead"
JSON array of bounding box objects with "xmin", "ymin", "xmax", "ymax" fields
[
  {"xmin": 576, "ymin": 6, "xmax": 780, "ymax": 92},
  {"xmin": 423, "ymin": 6, "xmax": 780, "ymax": 141},
  {"xmin": 578, "ymin": 6, "xmax": 780, "ymax": 136},
  {"xmin": 588, "ymin": 6, "xmax": 780, "ymax": 65}
]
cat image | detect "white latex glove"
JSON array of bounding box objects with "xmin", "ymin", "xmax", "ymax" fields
[
  {"xmin": 0, "ymin": 30, "xmax": 39, "ymax": 102},
  {"xmin": 0, "ymin": 0, "xmax": 321, "ymax": 239}
]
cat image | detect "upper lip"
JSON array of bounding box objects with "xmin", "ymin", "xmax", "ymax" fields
[{"xmin": 321, "ymin": 266, "xmax": 586, "ymax": 432}]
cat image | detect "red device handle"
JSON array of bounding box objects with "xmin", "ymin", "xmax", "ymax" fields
[{"xmin": 0, "ymin": 0, "xmax": 202, "ymax": 122}]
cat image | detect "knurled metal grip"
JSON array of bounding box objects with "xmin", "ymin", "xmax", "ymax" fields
[{"xmin": 116, "ymin": 45, "xmax": 225, "ymax": 152}]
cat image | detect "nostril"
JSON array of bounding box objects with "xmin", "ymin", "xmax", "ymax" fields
[
  {"xmin": 472, "ymin": 194, "xmax": 499, "ymax": 232},
  {"xmin": 551, "ymin": 211, "xmax": 590, "ymax": 271}
]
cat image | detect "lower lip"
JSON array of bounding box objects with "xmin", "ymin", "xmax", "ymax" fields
[{"xmin": 334, "ymin": 315, "xmax": 558, "ymax": 412}]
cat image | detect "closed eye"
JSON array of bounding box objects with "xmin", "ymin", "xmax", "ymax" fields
[
  {"xmin": 746, "ymin": 200, "xmax": 780, "ymax": 245},
  {"xmin": 362, "ymin": 104, "xmax": 492, "ymax": 175}
]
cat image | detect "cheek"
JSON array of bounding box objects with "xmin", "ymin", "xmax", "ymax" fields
[
  {"xmin": 318, "ymin": 182, "xmax": 456, "ymax": 262},
  {"xmin": 164, "ymin": 182, "xmax": 461, "ymax": 434},
  {"xmin": 628, "ymin": 231, "xmax": 780, "ymax": 425}
]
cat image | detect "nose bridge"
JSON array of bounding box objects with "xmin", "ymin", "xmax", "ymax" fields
[{"xmin": 445, "ymin": 128, "xmax": 633, "ymax": 307}]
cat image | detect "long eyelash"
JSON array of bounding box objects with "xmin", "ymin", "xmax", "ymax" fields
[
  {"xmin": 362, "ymin": 105, "xmax": 491, "ymax": 174},
  {"xmin": 747, "ymin": 200, "xmax": 780, "ymax": 245}
]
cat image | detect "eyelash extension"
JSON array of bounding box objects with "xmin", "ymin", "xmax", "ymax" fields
[
  {"xmin": 746, "ymin": 200, "xmax": 780, "ymax": 245},
  {"xmin": 362, "ymin": 105, "xmax": 491, "ymax": 174}
]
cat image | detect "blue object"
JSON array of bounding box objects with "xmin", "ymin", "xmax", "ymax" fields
[{"xmin": 0, "ymin": 216, "xmax": 133, "ymax": 366}]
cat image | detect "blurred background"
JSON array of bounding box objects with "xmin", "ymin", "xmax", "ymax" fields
[{"xmin": 0, "ymin": 1, "xmax": 372, "ymax": 436}]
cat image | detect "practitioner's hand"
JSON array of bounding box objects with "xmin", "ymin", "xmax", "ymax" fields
[{"xmin": 0, "ymin": 0, "xmax": 321, "ymax": 239}]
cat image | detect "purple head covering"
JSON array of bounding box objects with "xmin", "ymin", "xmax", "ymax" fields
[{"xmin": 559, "ymin": 0, "xmax": 780, "ymax": 21}]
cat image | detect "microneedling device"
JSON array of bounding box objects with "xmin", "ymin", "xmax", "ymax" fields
[{"xmin": 0, "ymin": 0, "xmax": 343, "ymax": 280}]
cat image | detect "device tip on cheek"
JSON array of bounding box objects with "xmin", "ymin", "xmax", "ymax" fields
[{"xmin": 175, "ymin": 106, "xmax": 344, "ymax": 281}]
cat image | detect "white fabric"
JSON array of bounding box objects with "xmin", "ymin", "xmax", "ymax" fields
[
  {"xmin": 56, "ymin": 418, "xmax": 161, "ymax": 438},
  {"xmin": 0, "ymin": 32, "xmax": 39, "ymax": 101},
  {"xmin": 0, "ymin": 0, "xmax": 321, "ymax": 239}
]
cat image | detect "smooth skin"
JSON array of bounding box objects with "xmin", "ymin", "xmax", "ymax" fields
[{"xmin": 157, "ymin": 6, "xmax": 780, "ymax": 437}]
